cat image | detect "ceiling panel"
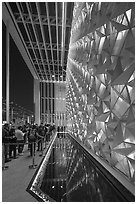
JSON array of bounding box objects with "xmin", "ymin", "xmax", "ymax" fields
[{"xmin": 4, "ymin": 2, "xmax": 74, "ymax": 82}]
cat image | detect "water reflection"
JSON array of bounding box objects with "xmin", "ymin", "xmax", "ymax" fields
[
  {"xmin": 40, "ymin": 133, "xmax": 67, "ymax": 201},
  {"xmin": 39, "ymin": 133, "xmax": 134, "ymax": 202}
]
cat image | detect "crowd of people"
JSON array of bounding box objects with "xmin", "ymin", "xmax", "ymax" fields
[{"xmin": 2, "ymin": 123, "xmax": 56, "ymax": 163}]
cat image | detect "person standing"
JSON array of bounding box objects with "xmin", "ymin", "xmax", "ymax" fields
[
  {"xmin": 28, "ymin": 126, "xmax": 37, "ymax": 156},
  {"xmin": 15, "ymin": 126, "xmax": 24, "ymax": 155},
  {"xmin": 9, "ymin": 127, "xmax": 17, "ymax": 159},
  {"xmin": 2, "ymin": 123, "xmax": 11, "ymax": 162},
  {"xmin": 37, "ymin": 124, "xmax": 45, "ymax": 151}
]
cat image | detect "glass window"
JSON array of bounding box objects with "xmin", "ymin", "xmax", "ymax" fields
[{"xmin": 41, "ymin": 98, "xmax": 44, "ymax": 114}]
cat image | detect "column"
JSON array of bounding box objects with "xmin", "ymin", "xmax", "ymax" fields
[
  {"xmin": 50, "ymin": 83, "xmax": 53, "ymax": 125},
  {"xmin": 43, "ymin": 82, "xmax": 46, "ymax": 124},
  {"xmin": 6, "ymin": 22, "xmax": 10, "ymax": 123},
  {"xmin": 34, "ymin": 79, "xmax": 40, "ymax": 125},
  {"xmin": 40, "ymin": 82, "xmax": 42, "ymax": 123},
  {"xmin": 45, "ymin": 83, "xmax": 48, "ymax": 124},
  {"xmin": 47, "ymin": 83, "xmax": 49, "ymax": 124}
]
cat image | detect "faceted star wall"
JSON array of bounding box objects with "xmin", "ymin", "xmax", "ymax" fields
[{"xmin": 66, "ymin": 2, "xmax": 135, "ymax": 183}]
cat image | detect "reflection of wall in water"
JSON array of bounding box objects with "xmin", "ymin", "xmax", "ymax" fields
[{"xmin": 54, "ymin": 138, "xmax": 67, "ymax": 179}]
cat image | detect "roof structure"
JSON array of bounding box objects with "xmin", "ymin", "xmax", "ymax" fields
[{"xmin": 2, "ymin": 2, "xmax": 74, "ymax": 82}]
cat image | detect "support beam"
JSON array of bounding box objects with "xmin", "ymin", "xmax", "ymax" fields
[
  {"xmin": 14, "ymin": 13, "xmax": 71, "ymax": 27},
  {"xmin": 36, "ymin": 3, "xmax": 51, "ymax": 81},
  {"xmin": 3, "ymin": 3, "xmax": 38, "ymax": 79},
  {"xmin": 26, "ymin": 42, "xmax": 69, "ymax": 52},
  {"xmin": 46, "ymin": 83, "xmax": 48, "ymax": 124},
  {"xmin": 47, "ymin": 83, "xmax": 49, "ymax": 124},
  {"xmin": 26, "ymin": 2, "xmax": 46, "ymax": 81},
  {"xmin": 6, "ymin": 22, "xmax": 10, "ymax": 123},
  {"xmin": 34, "ymin": 79, "xmax": 40, "ymax": 125},
  {"xmin": 40, "ymin": 83, "xmax": 42, "ymax": 123},
  {"xmin": 55, "ymin": 2, "xmax": 60, "ymax": 81},
  {"xmin": 51, "ymin": 83, "xmax": 53, "ymax": 124},
  {"xmin": 61, "ymin": 2, "xmax": 67, "ymax": 81},
  {"xmin": 45, "ymin": 2, "xmax": 55, "ymax": 78},
  {"xmin": 33, "ymin": 59, "xmax": 67, "ymax": 66},
  {"xmin": 43, "ymin": 82, "xmax": 46, "ymax": 123}
]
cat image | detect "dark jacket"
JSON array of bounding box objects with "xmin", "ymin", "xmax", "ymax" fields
[
  {"xmin": 28, "ymin": 129, "xmax": 37, "ymax": 142},
  {"xmin": 2, "ymin": 127, "xmax": 10, "ymax": 143}
]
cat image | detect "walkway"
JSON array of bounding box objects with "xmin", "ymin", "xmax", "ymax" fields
[{"xmin": 2, "ymin": 144, "xmax": 46, "ymax": 202}]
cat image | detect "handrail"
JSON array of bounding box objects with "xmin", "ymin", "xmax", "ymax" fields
[
  {"xmin": 67, "ymin": 132, "xmax": 135, "ymax": 201},
  {"xmin": 26, "ymin": 130, "xmax": 57, "ymax": 202}
]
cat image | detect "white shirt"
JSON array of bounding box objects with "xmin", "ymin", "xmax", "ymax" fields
[{"xmin": 15, "ymin": 129, "xmax": 24, "ymax": 140}]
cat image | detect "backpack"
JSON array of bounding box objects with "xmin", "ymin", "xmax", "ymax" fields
[{"xmin": 29, "ymin": 129, "xmax": 36, "ymax": 141}]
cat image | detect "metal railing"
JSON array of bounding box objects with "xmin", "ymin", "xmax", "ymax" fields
[{"xmin": 26, "ymin": 130, "xmax": 58, "ymax": 202}]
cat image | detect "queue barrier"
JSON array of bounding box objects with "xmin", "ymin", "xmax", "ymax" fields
[
  {"xmin": 2, "ymin": 131, "xmax": 54, "ymax": 171},
  {"xmin": 2, "ymin": 137, "xmax": 44, "ymax": 171}
]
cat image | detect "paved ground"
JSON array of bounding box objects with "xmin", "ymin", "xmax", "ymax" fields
[{"xmin": 2, "ymin": 144, "xmax": 46, "ymax": 202}]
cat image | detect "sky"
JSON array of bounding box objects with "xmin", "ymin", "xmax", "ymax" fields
[{"xmin": 2, "ymin": 21, "xmax": 34, "ymax": 112}]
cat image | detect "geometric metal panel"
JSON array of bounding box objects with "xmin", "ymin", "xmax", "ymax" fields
[{"xmin": 66, "ymin": 2, "xmax": 135, "ymax": 182}]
